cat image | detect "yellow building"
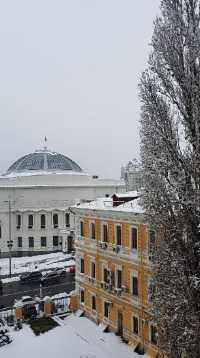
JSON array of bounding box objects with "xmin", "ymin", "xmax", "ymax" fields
[{"xmin": 71, "ymin": 192, "xmax": 160, "ymax": 358}]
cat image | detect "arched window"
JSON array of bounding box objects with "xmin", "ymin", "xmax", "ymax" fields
[
  {"xmin": 65, "ymin": 213, "xmax": 70, "ymax": 228},
  {"xmin": 41, "ymin": 214, "xmax": 46, "ymax": 229},
  {"xmin": 28, "ymin": 215, "xmax": 33, "ymax": 229},
  {"xmin": 53, "ymin": 214, "xmax": 58, "ymax": 228}
]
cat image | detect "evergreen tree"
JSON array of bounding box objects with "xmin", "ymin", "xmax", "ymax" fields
[{"xmin": 139, "ymin": 1, "xmax": 200, "ymax": 357}]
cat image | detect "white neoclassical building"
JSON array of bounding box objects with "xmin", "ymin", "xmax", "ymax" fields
[{"xmin": 0, "ymin": 147, "xmax": 125, "ymax": 257}]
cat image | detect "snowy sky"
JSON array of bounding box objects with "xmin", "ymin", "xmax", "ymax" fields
[{"xmin": 0, "ymin": 0, "xmax": 160, "ymax": 179}]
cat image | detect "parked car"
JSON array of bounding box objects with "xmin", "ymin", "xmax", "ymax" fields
[
  {"xmin": 68, "ymin": 265, "xmax": 75, "ymax": 273},
  {"xmin": 20, "ymin": 271, "xmax": 42, "ymax": 283},
  {"xmin": 14, "ymin": 296, "xmax": 36, "ymax": 307},
  {"xmin": 40, "ymin": 272, "xmax": 61, "ymax": 286},
  {"xmin": 52, "ymin": 267, "xmax": 66, "ymax": 277}
]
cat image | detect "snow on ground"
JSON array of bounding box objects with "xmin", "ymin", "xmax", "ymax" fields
[
  {"xmin": 0, "ymin": 252, "xmax": 75, "ymax": 278},
  {"xmin": 1, "ymin": 314, "xmax": 146, "ymax": 358}
]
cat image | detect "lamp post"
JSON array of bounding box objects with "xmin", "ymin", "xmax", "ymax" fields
[{"xmin": 5, "ymin": 199, "xmax": 13, "ymax": 278}]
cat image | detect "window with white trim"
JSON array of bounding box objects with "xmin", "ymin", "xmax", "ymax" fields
[
  {"xmin": 132, "ymin": 315, "xmax": 139, "ymax": 335},
  {"xmin": 65, "ymin": 213, "xmax": 70, "ymax": 227},
  {"xmin": 115, "ymin": 224, "xmax": 122, "ymax": 246},
  {"xmin": 80, "ymin": 220, "xmax": 84, "ymax": 237},
  {"xmin": 80, "ymin": 258, "xmax": 85, "ymax": 274},
  {"xmin": 80, "ymin": 288, "xmax": 84, "ymax": 304},
  {"xmin": 91, "ymin": 294, "xmax": 96, "ymax": 311},
  {"xmin": 16, "ymin": 214, "xmax": 21, "ymax": 229},
  {"xmin": 41, "ymin": 214, "xmax": 46, "ymax": 229},
  {"xmin": 91, "ymin": 261, "xmax": 96, "ymax": 278},
  {"xmin": 90, "ymin": 222, "xmax": 96, "ymax": 240},
  {"xmin": 131, "ymin": 272, "xmax": 138, "ymax": 297},
  {"xmin": 116, "ymin": 269, "xmax": 122, "ymax": 289},
  {"xmin": 28, "ymin": 215, "xmax": 33, "ymax": 229},
  {"xmin": 53, "ymin": 213, "xmax": 58, "ymax": 228},
  {"xmin": 130, "ymin": 227, "xmax": 138, "ymax": 251},
  {"xmin": 104, "ymin": 301, "xmax": 109, "ymax": 318},
  {"xmin": 102, "ymin": 223, "xmax": 108, "ymax": 242}
]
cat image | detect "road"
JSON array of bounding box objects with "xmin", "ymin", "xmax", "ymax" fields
[{"xmin": 0, "ymin": 272, "xmax": 75, "ymax": 307}]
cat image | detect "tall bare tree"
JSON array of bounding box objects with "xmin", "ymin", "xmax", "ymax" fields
[{"xmin": 139, "ymin": 1, "xmax": 200, "ymax": 357}]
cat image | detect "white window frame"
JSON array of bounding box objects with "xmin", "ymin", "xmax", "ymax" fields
[
  {"xmin": 16, "ymin": 213, "xmax": 22, "ymax": 230},
  {"xmin": 91, "ymin": 293, "xmax": 96, "ymax": 311},
  {"xmin": 90, "ymin": 257, "xmax": 96, "ymax": 279},
  {"xmin": 52, "ymin": 212, "xmax": 59, "ymax": 228},
  {"xmin": 80, "ymin": 220, "xmax": 84, "ymax": 237},
  {"xmin": 115, "ymin": 265, "xmax": 122, "ymax": 289},
  {"xmin": 90, "ymin": 221, "xmax": 96, "ymax": 240},
  {"xmin": 103, "ymin": 300, "xmax": 110, "ymax": 319},
  {"xmin": 130, "ymin": 271, "xmax": 139, "ymax": 298},
  {"xmin": 115, "ymin": 223, "xmax": 122, "ymax": 246},
  {"xmin": 80, "ymin": 287, "xmax": 85, "ymax": 305},
  {"xmin": 130, "ymin": 226, "xmax": 138, "ymax": 255},
  {"xmin": 132, "ymin": 314, "xmax": 139, "ymax": 336},
  {"xmin": 28, "ymin": 213, "xmax": 34, "ymax": 229},
  {"xmin": 101, "ymin": 222, "xmax": 108, "ymax": 243}
]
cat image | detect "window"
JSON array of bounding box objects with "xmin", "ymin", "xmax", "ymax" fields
[
  {"xmin": 103, "ymin": 267, "xmax": 109, "ymax": 283},
  {"xmin": 90, "ymin": 223, "xmax": 95, "ymax": 240},
  {"xmin": 80, "ymin": 258, "xmax": 85, "ymax": 273},
  {"xmin": 132, "ymin": 276, "xmax": 138, "ymax": 296},
  {"xmin": 53, "ymin": 236, "xmax": 58, "ymax": 246},
  {"xmin": 116, "ymin": 270, "xmax": 122, "ymax": 289},
  {"xmin": 28, "ymin": 215, "xmax": 33, "ymax": 229},
  {"xmin": 18, "ymin": 237, "xmax": 22, "ymax": 248},
  {"xmin": 133, "ymin": 316, "xmax": 139, "ymax": 335},
  {"xmin": 102, "ymin": 224, "xmax": 108, "ymax": 242},
  {"xmin": 92, "ymin": 295, "xmax": 96, "ymax": 310},
  {"xmin": 149, "ymin": 230, "xmax": 156, "ymax": 262},
  {"xmin": 65, "ymin": 213, "xmax": 70, "ymax": 228},
  {"xmin": 116, "ymin": 225, "xmax": 121, "ymax": 246},
  {"xmin": 150, "ymin": 325, "xmax": 158, "ymax": 345},
  {"xmin": 41, "ymin": 237, "xmax": 47, "ymax": 247},
  {"xmin": 29, "ymin": 237, "xmax": 34, "ymax": 248},
  {"xmin": 41, "ymin": 214, "xmax": 46, "ymax": 229},
  {"xmin": 16, "ymin": 215, "xmax": 21, "ymax": 229},
  {"xmin": 80, "ymin": 221, "xmax": 84, "ymax": 237},
  {"xmin": 0, "ymin": 225, "xmax": 1, "ymax": 239},
  {"xmin": 91, "ymin": 262, "xmax": 96, "ymax": 278},
  {"xmin": 131, "ymin": 227, "xmax": 137, "ymax": 251},
  {"xmin": 104, "ymin": 301, "xmax": 109, "ymax": 318},
  {"xmin": 80, "ymin": 289, "xmax": 84, "ymax": 304},
  {"xmin": 53, "ymin": 214, "xmax": 58, "ymax": 228}
]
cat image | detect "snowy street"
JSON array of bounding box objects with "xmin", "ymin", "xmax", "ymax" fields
[{"xmin": 0, "ymin": 252, "xmax": 75, "ymax": 278}]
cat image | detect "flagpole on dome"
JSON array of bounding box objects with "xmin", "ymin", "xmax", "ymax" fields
[{"xmin": 44, "ymin": 136, "xmax": 48, "ymax": 151}]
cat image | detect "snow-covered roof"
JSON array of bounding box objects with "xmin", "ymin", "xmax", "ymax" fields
[
  {"xmin": 113, "ymin": 190, "xmax": 139, "ymax": 198},
  {"xmin": 74, "ymin": 195, "xmax": 144, "ymax": 214},
  {"xmin": 1, "ymin": 314, "xmax": 145, "ymax": 358}
]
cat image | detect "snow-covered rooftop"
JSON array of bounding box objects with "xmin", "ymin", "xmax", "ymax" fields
[
  {"xmin": 1, "ymin": 314, "xmax": 146, "ymax": 358},
  {"xmin": 74, "ymin": 192, "xmax": 144, "ymax": 214}
]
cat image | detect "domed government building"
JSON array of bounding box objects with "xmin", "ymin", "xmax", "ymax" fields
[{"xmin": 0, "ymin": 146, "xmax": 124, "ymax": 257}]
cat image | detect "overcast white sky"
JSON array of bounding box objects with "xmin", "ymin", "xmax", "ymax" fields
[{"xmin": 0, "ymin": 0, "xmax": 160, "ymax": 179}]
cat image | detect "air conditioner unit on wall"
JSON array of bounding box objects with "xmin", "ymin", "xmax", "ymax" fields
[{"xmin": 113, "ymin": 245, "xmax": 120, "ymax": 253}]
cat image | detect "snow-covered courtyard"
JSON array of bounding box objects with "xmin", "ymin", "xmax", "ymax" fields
[{"xmin": 0, "ymin": 314, "xmax": 145, "ymax": 358}]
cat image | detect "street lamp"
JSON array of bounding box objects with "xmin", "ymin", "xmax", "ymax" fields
[{"xmin": 5, "ymin": 199, "xmax": 13, "ymax": 278}]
